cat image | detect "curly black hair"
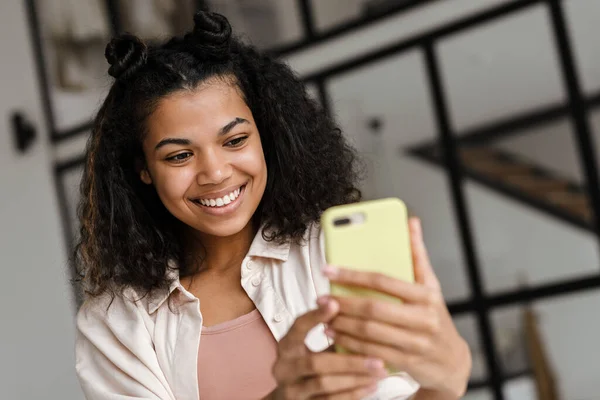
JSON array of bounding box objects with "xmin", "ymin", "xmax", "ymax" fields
[{"xmin": 74, "ymin": 10, "xmax": 362, "ymax": 300}]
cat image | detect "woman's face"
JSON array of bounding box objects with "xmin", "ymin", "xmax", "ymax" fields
[{"xmin": 140, "ymin": 80, "xmax": 267, "ymax": 238}]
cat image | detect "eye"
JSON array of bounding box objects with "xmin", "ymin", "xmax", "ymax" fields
[
  {"xmin": 166, "ymin": 152, "xmax": 192, "ymax": 163},
  {"xmin": 225, "ymin": 136, "xmax": 248, "ymax": 148}
]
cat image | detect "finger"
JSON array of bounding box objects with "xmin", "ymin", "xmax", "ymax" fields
[
  {"xmin": 333, "ymin": 296, "xmax": 439, "ymax": 332},
  {"xmin": 332, "ymin": 332, "xmax": 410, "ymax": 371},
  {"xmin": 295, "ymin": 352, "xmax": 387, "ymax": 378},
  {"xmin": 322, "ymin": 265, "xmax": 438, "ymax": 305},
  {"xmin": 288, "ymin": 374, "xmax": 378, "ymax": 398},
  {"xmin": 279, "ymin": 298, "xmax": 339, "ymax": 355},
  {"xmin": 409, "ymin": 217, "xmax": 427, "ymax": 286},
  {"xmin": 274, "ymin": 351, "xmax": 386, "ymax": 385},
  {"xmin": 312, "ymin": 384, "xmax": 379, "ymax": 400},
  {"xmin": 329, "ymin": 315, "xmax": 435, "ymax": 353},
  {"xmin": 409, "ymin": 218, "xmax": 440, "ymax": 290}
]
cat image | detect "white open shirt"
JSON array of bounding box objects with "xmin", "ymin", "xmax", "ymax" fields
[{"xmin": 75, "ymin": 224, "xmax": 420, "ymax": 400}]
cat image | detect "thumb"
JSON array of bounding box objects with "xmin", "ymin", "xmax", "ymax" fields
[{"xmin": 281, "ymin": 297, "xmax": 339, "ymax": 350}]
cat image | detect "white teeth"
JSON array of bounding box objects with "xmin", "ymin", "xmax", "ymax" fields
[{"xmin": 198, "ymin": 185, "xmax": 244, "ymax": 207}]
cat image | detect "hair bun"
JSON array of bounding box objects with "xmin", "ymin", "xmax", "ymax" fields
[
  {"xmin": 105, "ymin": 34, "xmax": 148, "ymax": 80},
  {"xmin": 188, "ymin": 11, "xmax": 232, "ymax": 61}
]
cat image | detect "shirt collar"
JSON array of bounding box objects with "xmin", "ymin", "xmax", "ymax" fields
[
  {"xmin": 148, "ymin": 225, "xmax": 291, "ymax": 314},
  {"xmin": 148, "ymin": 263, "xmax": 181, "ymax": 314},
  {"xmin": 246, "ymin": 225, "xmax": 291, "ymax": 262}
]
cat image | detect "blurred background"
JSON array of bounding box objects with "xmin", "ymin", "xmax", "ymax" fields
[{"xmin": 2, "ymin": 0, "xmax": 600, "ymax": 399}]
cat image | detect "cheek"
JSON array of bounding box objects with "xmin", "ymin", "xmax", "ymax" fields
[
  {"xmin": 236, "ymin": 140, "xmax": 267, "ymax": 180},
  {"xmin": 152, "ymin": 166, "xmax": 196, "ymax": 203}
]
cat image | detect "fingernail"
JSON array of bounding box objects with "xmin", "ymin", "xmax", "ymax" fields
[
  {"xmin": 365, "ymin": 358, "xmax": 384, "ymax": 371},
  {"xmin": 415, "ymin": 218, "xmax": 422, "ymax": 235},
  {"xmin": 317, "ymin": 296, "xmax": 329, "ymax": 307},
  {"xmin": 324, "ymin": 328, "xmax": 336, "ymax": 338},
  {"xmin": 323, "ymin": 265, "xmax": 339, "ymax": 278},
  {"xmin": 328, "ymin": 299, "xmax": 339, "ymax": 313},
  {"xmin": 409, "ymin": 218, "xmax": 417, "ymax": 231}
]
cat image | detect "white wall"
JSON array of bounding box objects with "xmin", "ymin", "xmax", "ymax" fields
[{"xmin": 0, "ymin": 1, "xmax": 82, "ymax": 399}]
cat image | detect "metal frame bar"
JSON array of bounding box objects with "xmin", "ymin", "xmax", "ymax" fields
[
  {"xmin": 53, "ymin": 155, "xmax": 87, "ymax": 308},
  {"xmin": 301, "ymin": 0, "xmax": 542, "ymax": 83},
  {"xmin": 447, "ymin": 274, "xmax": 600, "ymax": 316},
  {"xmin": 450, "ymin": 92, "xmax": 600, "ymax": 147},
  {"xmin": 53, "ymin": 157, "xmax": 83, "ymax": 254},
  {"xmin": 271, "ymin": 0, "xmax": 441, "ymax": 56},
  {"xmin": 104, "ymin": 0, "xmax": 121, "ymax": 35},
  {"xmin": 314, "ymin": 79, "xmax": 332, "ymax": 116},
  {"xmin": 469, "ymin": 368, "xmax": 531, "ymax": 391},
  {"xmin": 489, "ymin": 274, "xmax": 600, "ymax": 308},
  {"xmin": 547, "ymin": 0, "xmax": 600, "ymax": 258},
  {"xmin": 298, "ymin": 0, "xmax": 316, "ymax": 40},
  {"xmin": 408, "ymin": 146, "xmax": 594, "ymax": 233},
  {"xmin": 24, "ymin": 0, "xmax": 57, "ymax": 140},
  {"xmin": 423, "ymin": 42, "xmax": 504, "ymax": 399}
]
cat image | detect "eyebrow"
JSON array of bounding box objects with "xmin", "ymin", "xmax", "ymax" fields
[
  {"xmin": 219, "ymin": 117, "xmax": 250, "ymax": 136},
  {"xmin": 154, "ymin": 117, "xmax": 250, "ymax": 151},
  {"xmin": 154, "ymin": 138, "xmax": 191, "ymax": 151}
]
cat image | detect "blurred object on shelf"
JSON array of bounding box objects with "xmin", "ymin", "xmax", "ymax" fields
[
  {"xmin": 207, "ymin": 0, "xmax": 282, "ymax": 49},
  {"xmin": 523, "ymin": 307, "xmax": 561, "ymax": 400},
  {"xmin": 40, "ymin": 0, "xmax": 110, "ymax": 91},
  {"xmin": 118, "ymin": 0, "xmax": 196, "ymax": 40}
]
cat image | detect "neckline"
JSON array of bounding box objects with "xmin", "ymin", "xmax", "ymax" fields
[{"xmin": 201, "ymin": 309, "xmax": 262, "ymax": 335}]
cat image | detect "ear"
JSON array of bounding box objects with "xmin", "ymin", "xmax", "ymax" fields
[
  {"xmin": 136, "ymin": 158, "xmax": 152, "ymax": 185},
  {"xmin": 140, "ymin": 169, "xmax": 152, "ymax": 185}
]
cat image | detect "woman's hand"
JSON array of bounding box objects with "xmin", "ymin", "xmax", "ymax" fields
[
  {"xmin": 322, "ymin": 218, "xmax": 472, "ymax": 399},
  {"xmin": 267, "ymin": 297, "xmax": 388, "ymax": 400}
]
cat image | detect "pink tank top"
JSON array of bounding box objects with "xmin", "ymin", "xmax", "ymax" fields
[{"xmin": 197, "ymin": 309, "xmax": 278, "ymax": 400}]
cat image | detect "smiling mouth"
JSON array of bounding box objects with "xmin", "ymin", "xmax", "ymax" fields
[{"xmin": 191, "ymin": 184, "xmax": 246, "ymax": 208}]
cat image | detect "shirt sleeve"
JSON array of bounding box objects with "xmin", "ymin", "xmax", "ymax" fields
[
  {"xmin": 371, "ymin": 372, "xmax": 420, "ymax": 400},
  {"xmin": 75, "ymin": 293, "xmax": 175, "ymax": 400}
]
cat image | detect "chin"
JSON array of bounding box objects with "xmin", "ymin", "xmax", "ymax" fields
[{"xmin": 194, "ymin": 216, "xmax": 254, "ymax": 238}]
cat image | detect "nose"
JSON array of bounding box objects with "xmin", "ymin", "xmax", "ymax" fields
[{"xmin": 195, "ymin": 148, "xmax": 232, "ymax": 186}]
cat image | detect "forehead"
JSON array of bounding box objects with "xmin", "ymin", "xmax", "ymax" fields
[{"xmin": 146, "ymin": 81, "xmax": 251, "ymax": 142}]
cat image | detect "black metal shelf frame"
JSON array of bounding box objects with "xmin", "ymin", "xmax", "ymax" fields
[
  {"xmin": 272, "ymin": 0, "xmax": 443, "ymax": 57},
  {"xmin": 423, "ymin": 41, "xmax": 504, "ymax": 397},
  {"xmin": 25, "ymin": 0, "xmax": 600, "ymax": 398}
]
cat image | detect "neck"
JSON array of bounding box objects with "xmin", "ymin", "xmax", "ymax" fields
[{"xmin": 188, "ymin": 222, "xmax": 256, "ymax": 273}]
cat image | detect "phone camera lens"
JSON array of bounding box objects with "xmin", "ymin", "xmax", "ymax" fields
[{"xmin": 333, "ymin": 217, "xmax": 351, "ymax": 227}]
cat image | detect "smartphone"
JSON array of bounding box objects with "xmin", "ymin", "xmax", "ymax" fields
[
  {"xmin": 321, "ymin": 197, "xmax": 415, "ymax": 296},
  {"xmin": 321, "ymin": 198, "xmax": 415, "ymax": 365}
]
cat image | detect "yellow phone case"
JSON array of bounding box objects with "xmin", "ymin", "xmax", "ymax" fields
[{"xmin": 321, "ymin": 198, "xmax": 415, "ymax": 369}]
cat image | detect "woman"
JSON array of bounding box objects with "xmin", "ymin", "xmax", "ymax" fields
[{"xmin": 74, "ymin": 10, "xmax": 471, "ymax": 400}]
